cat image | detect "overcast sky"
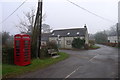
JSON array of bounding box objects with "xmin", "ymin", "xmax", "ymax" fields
[{"xmin": 1, "ymin": 0, "xmax": 120, "ymax": 35}]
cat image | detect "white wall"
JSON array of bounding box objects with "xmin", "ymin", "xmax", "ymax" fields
[
  {"xmin": 49, "ymin": 36, "xmax": 85, "ymax": 49},
  {"xmin": 85, "ymin": 29, "xmax": 89, "ymax": 44},
  {"xmin": 108, "ymin": 36, "xmax": 118, "ymax": 43}
]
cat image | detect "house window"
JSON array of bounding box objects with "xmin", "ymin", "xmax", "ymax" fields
[
  {"xmin": 77, "ymin": 32, "xmax": 79, "ymax": 35},
  {"xmin": 66, "ymin": 40, "xmax": 71, "ymax": 45},
  {"xmin": 67, "ymin": 32, "xmax": 70, "ymax": 35}
]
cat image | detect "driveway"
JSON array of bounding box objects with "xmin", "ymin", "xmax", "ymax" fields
[{"xmin": 18, "ymin": 44, "xmax": 118, "ymax": 78}]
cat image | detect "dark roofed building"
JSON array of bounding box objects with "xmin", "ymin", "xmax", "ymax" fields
[
  {"xmin": 49, "ymin": 25, "xmax": 89, "ymax": 49},
  {"xmin": 50, "ymin": 28, "xmax": 87, "ymax": 37}
]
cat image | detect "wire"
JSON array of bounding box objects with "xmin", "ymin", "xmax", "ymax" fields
[
  {"xmin": 0, "ymin": 0, "xmax": 28, "ymax": 24},
  {"xmin": 66, "ymin": 0, "xmax": 115, "ymax": 23}
]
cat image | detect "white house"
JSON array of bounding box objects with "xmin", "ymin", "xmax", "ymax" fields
[
  {"xmin": 49, "ymin": 25, "xmax": 89, "ymax": 49},
  {"xmin": 108, "ymin": 2, "xmax": 120, "ymax": 44},
  {"xmin": 108, "ymin": 36, "xmax": 118, "ymax": 43}
]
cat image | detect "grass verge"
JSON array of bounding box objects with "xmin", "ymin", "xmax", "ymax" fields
[
  {"xmin": 2, "ymin": 52, "xmax": 69, "ymax": 78},
  {"xmin": 60, "ymin": 45, "xmax": 100, "ymax": 51},
  {"xmin": 89, "ymin": 45, "xmax": 100, "ymax": 49}
]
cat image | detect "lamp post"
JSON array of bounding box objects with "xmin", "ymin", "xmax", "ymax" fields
[
  {"xmin": 57, "ymin": 35, "xmax": 60, "ymax": 49},
  {"xmin": 117, "ymin": 23, "xmax": 120, "ymax": 47}
]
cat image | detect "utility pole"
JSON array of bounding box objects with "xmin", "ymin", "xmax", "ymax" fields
[
  {"xmin": 31, "ymin": 0, "xmax": 42, "ymax": 58},
  {"xmin": 38, "ymin": 0, "xmax": 42, "ymax": 58},
  {"xmin": 117, "ymin": 23, "xmax": 120, "ymax": 47}
]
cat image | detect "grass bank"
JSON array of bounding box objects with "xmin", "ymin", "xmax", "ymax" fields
[
  {"xmin": 2, "ymin": 52, "xmax": 69, "ymax": 78},
  {"xmin": 89, "ymin": 45, "xmax": 100, "ymax": 49},
  {"xmin": 60, "ymin": 45, "xmax": 100, "ymax": 51}
]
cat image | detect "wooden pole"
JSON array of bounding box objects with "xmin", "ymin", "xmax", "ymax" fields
[
  {"xmin": 38, "ymin": 0, "xmax": 42, "ymax": 58},
  {"xmin": 31, "ymin": 0, "xmax": 41, "ymax": 58}
]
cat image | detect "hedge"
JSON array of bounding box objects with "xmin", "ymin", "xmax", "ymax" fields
[{"xmin": 2, "ymin": 47, "xmax": 14, "ymax": 64}]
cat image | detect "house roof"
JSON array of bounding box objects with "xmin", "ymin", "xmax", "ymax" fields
[
  {"xmin": 41, "ymin": 33, "xmax": 51, "ymax": 41},
  {"xmin": 50, "ymin": 28, "xmax": 87, "ymax": 37}
]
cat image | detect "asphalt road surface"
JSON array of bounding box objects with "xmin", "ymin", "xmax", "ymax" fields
[{"xmin": 18, "ymin": 44, "xmax": 118, "ymax": 78}]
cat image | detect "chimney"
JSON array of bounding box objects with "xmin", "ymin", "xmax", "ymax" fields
[{"xmin": 84, "ymin": 24, "xmax": 87, "ymax": 29}]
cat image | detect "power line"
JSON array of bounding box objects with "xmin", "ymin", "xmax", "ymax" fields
[
  {"xmin": 0, "ymin": 0, "xmax": 28, "ymax": 24},
  {"xmin": 66, "ymin": 0, "xmax": 115, "ymax": 23}
]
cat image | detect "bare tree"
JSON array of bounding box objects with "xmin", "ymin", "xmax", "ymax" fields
[
  {"xmin": 94, "ymin": 31, "xmax": 108, "ymax": 43},
  {"xmin": 108, "ymin": 25, "xmax": 117, "ymax": 36},
  {"xmin": 42, "ymin": 24, "xmax": 52, "ymax": 33},
  {"xmin": 15, "ymin": 8, "xmax": 35, "ymax": 34},
  {"xmin": 2, "ymin": 31, "xmax": 10, "ymax": 46},
  {"xmin": 15, "ymin": 8, "xmax": 47, "ymax": 34}
]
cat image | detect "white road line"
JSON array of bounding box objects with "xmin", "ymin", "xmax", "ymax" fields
[
  {"xmin": 64, "ymin": 66, "xmax": 81, "ymax": 79},
  {"xmin": 88, "ymin": 54, "xmax": 99, "ymax": 62},
  {"xmin": 64, "ymin": 54, "xmax": 99, "ymax": 79}
]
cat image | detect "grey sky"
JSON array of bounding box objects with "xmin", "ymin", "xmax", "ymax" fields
[{"xmin": 1, "ymin": 0, "xmax": 120, "ymax": 35}]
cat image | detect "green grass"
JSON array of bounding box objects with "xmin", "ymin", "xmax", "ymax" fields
[
  {"xmin": 89, "ymin": 45, "xmax": 100, "ymax": 49},
  {"xmin": 2, "ymin": 52, "xmax": 69, "ymax": 78},
  {"xmin": 0, "ymin": 64, "xmax": 2, "ymax": 78}
]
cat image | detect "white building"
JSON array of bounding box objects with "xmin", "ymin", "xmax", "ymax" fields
[
  {"xmin": 107, "ymin": 2, "xmax": 120, "ymax": 44},
  {"xmin": 108, "ymin": 36, "xmax": 118, "ymax": 43},
  {"xmin": 49, "ymin": 25, "xmax": 89, "ymax": 49}
]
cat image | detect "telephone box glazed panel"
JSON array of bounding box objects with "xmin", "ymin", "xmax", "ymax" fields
[{"xmin": 14, "ymin": 34, "xmax": 31, "ymax": 66}]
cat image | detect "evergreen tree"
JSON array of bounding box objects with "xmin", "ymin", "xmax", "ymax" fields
[{"xmin": 72, "ymin": 38, "xmax": 85, "ymax": 49}]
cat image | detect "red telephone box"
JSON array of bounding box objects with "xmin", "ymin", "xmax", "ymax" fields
[{"xmin": 14, "ymin": 34, "xmax": 31, "ymax": 66}]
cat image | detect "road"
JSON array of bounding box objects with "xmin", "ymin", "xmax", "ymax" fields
[{"xmin": 18, "ymin": 44, "xmax": 118, "ymax": 78}]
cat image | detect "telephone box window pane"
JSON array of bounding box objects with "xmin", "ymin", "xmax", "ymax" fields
[
  {"xmin": 25, "ymin": 46, "xmax": 28, "ymax": 48},
  {"xmin": 25, "ymin": 41, "xmax": 29, "ymax": 43},
  {"xmin": 16, "ymin": 41, "xmax": 20, "ymax": 46},
  {"xmin": 16, "ymin": 36, "xmax": 21, "ymax": 38},
  {"xmin": 24, "ymin": 41, "xmax": 29, "ymax": 45},
  {"xmin": 23, "ymin": 37, "xmax": 29, "ymax": 38},
  {"xmin": 16, "ymin": 49, "xmax": 20, "ymax": 51},
  {"xmin": 16, "ymin": 46, "xmax": 20, "ymax": 48}
]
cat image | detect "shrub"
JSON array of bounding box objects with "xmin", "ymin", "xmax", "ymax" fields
[
  {"xmin": 40, "ymin": 45, "xmax": 49, "ymax": 58},
  {"xmin": 101, "ymin": 43, "xmax": 117, "ymax": 47},
  {"xmin": 118, "ymin": 43, "xmax": 120, "ymax": 47},
  {"xmin": 2, "ymin": 47, "xmax": 14, "ymax": 64},
  {"xmin": 31, "ymin": 44, "xmax": 37, "ymax": 59},
  {"xmin": 89, "ymin": 40, "xmax": 95, "ymax": 46},
  {"xmin": 84, "ymin": 44, "xmax": 89, "ymax": 50},
  {"xmin": 47, "ymin": 41, "xmax": 58, "ymax": 51},
  {"xmin": 72, "ymin": 38, "xmax": 85, "ymax": 49},
  {"xmin": 39, "ymin": 41, "xmax": 59, "ymax": 58}
]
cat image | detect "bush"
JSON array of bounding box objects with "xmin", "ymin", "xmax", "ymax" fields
[
  {"xmin": 2, "ymin": 47, "xmax": 14, "ymax": 64},
  {"xmin": 101, "ymin": 43, "xmax": 117, "ymax": 47},
  {"xmin": 72, "ymin": 38, "xmax": 85, "ymax": 49},
  {"xmin": 47, "ymin": 41, "xmax": 58, "ymax": 51},
  {"xmin": 40, "ymin": 45, "xmax": 49, "ymax": 58},
  {"xmin": 31, "ymin": 44, "xmax": 37, "ymax": 59},
  {"xmin": 118, "ymin": 43, "xmax": 120, "ymax": 47},
  {"xmin": 89, "ymin": 40, "xmax": 95, "ymax": 46},
  {"xmin": 84, "ymin": 44, "xmax": 89, "ymax": 50}
]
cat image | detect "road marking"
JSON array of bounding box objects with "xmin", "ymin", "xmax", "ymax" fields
[
  {"xmin": 64, "ymin": 54, "xmax": 100, "ymax": 79},
  {"xmin": 89, "ymin": 54, "xmax": 99, "ymax": 62},
  {"xmin": 64, "ymin": 66, "xmax": 81, "ymax": 79}
]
